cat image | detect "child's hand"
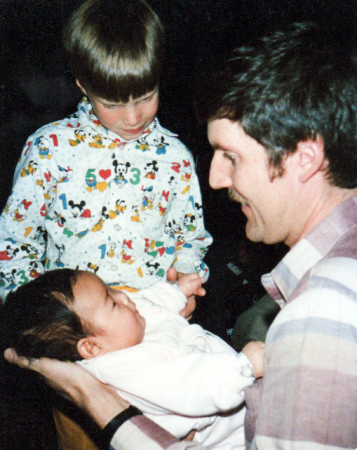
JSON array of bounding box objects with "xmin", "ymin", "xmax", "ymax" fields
[
  {"xmin": 167, "ymin": 268, "xmax": 205, "ymax": 298},
  {"xmin": 177, "ymin": 272, "xmax": 206, "ymax": 298},
  {"xmin": 242, "ymin": 341, "xmax": 265, "ymax": 378},
  {"xmin": 167, "ymin": 268, "xmax": 205, "ymax": 320}
]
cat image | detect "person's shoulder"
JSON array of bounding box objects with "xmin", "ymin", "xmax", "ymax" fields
[
  {"xmin": 274, "ymin": 255, "xmax": 357, "ymax": 329},
  {"xmin": 312, "ymin": 251, "xmax": 357, "ymax": 276},
  {"xmin": 28, "ymin": 111, "xmax": 79, "ymax": 140}
]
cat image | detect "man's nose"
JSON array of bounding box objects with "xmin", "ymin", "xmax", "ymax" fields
[{"xmin": 209, "ymin": 153, "xmax": 232, "ymax": 189}]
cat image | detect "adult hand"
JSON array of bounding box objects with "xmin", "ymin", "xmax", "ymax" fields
[{"xmin": 4, "ymin": 348, "xmax": 130, "ymax": 429}]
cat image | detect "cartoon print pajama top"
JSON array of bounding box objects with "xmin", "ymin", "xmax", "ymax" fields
[{"xmin": 0, "ymin": 97, "xmax": 212, "ymax": 298}]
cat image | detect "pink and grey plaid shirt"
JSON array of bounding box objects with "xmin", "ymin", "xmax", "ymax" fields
[{"xmin": 246, "ymin": 194, "xmax": 357, "ymax": 449}]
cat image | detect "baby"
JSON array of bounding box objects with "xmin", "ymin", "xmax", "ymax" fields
[{"xmin": 1, "ymin": 269, "xmax": 264, "ymax": 449}]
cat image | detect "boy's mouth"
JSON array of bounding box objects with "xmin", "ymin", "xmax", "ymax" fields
[{"xmin": 124, "ymin": 127, "xmax": 143, "ymax": 134}]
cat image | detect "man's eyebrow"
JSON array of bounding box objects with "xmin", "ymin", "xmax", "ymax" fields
[{"xmin": 210, "ymin": 143, "xmax": 235, "ymax": 152}]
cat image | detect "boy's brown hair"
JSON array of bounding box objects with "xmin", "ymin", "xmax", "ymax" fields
[{"xmin": 62, "ymin": 0, "xmax": 164, "ymax": 102}]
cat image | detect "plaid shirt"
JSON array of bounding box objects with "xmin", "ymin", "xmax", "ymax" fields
[{"xmin": 246, "ymin": 194, "xmax": 357, "ymax": 449}]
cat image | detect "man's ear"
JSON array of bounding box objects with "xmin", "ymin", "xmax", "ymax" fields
[
  {"xmin": 77, "ymin": 336, "xmax": 104, "ymax": 360},
  {"xmin": 76, "ymin": 79, "xmax": 87, "ymax": 96},
  {"xmin": 296, "ymin": 135, "xmax": 326, "ymax": 183}
]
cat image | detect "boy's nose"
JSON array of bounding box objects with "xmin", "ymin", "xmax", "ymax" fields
[
  {"xmin": 209, "ymin": 153, "xmax": 232, "ymax": 189},
  {"xmin": 123, "ymin": 107, "xmax": 141, "ymax": 126}
]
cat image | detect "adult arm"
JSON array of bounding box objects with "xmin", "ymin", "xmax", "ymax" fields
[
  {"xmin": 251, "ymin": 259, "xmax": 357, "ymax": 449},
  {"xmin": 231, "ymin": 293, "xmax": 280, "ymax": 351},
  {"xmin": 4, "ymin": 349, "xmax": 204, "ymax": 450}
]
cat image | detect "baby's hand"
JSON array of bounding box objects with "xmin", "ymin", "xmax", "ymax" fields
[
  {"xmin": 167, "ymin": 268, "xmax": 205, "ymax": 319},
  {"xmin": 242, "ymin": 341, "xmax": 265, "ymax": 378},
  {"xmin": 167, "ymin": 267, "xmax": 206, "ymax": 299},
  {"xmin": 177, "ymin": 272, "xmax": 205, "ymax": 299}
]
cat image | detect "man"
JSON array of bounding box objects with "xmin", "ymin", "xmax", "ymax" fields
[
  {"xmin": 5, "ymin": 22, "xmax": 357, "ymax": 449},
  {"xmin": 204, "ymin": 21, "xmax": 357, "ymax": 449}
]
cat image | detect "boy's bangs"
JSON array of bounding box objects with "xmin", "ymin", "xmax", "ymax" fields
[{"xmin": 87, "ymin": 53, "xmax": 160, "ymax": 102}]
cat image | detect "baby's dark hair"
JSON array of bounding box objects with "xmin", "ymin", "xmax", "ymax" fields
[
  {"xmin": 63, "ymin": 0, "xmax": 164, "ymax": 102},
  {"xmin": 0, "ymin": 269, "xmax": 88, "ymax": 361}
]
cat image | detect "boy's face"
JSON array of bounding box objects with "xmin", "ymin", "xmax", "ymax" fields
[
  {"xmin": 77, "ymin": 81, "xmax": 159, "ymax": 141},
  {"xmin": 73, "ymin": 272, "xmax": 146, "ymax": 357}
]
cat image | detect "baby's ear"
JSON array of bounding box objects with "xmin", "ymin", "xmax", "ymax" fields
[{"xmin": 77, "ymin": 336, "xmax": 103, "ymax": 359}]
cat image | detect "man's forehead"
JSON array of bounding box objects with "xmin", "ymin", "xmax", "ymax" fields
[{"xmin": 208, "ymin": 118, "xmax": 250, "ymax": 150}]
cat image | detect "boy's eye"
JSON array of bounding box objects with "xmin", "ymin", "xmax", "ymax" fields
[{"xmin": 139, "ymin": 92, "xmax": 155, "ymax": 103}]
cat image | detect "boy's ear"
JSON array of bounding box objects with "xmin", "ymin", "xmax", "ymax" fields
[
  {"xmin": 296, "ymin": 135, "xmax": 326, "ymax": 183},
  {"xmin": 77, "ymin": 336, "xmax": 104, "ymax": 360},
  {"xmin": 76, "ymin": 79, "xmax": 87, "ymax": 96}
]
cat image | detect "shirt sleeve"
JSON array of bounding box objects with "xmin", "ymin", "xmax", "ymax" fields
[
  {"xmin": 111, "ymin": 415, "xmax": 205, "ymax": 449},
  {"xmin": 169, "ymin": 154, "xmax": 212, "ymax": 280},
  {"xmin": 82, "ymin": 346, "xmax": 254, "ymax": 416},
  {"xmin": 136, "ymin": 281, "xmax": 187, "ymax": 313},
  {"xmin": 0, "ymin": 133, "xmax": 54, "ymax": 300},
  {"xmin": 252, "ymin": 257, "xmax": 357, "ymax": 449}
]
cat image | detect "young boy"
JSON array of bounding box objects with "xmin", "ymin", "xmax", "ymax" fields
[
  {"xmin": 1, "ymin": 269, "xmax": 264, "ymax": 449},
  {"xmin": 0, "ymin": 0, "xmax": 211, "ymax": 300}
]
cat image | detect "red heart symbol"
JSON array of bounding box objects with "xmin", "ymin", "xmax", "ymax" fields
[
  {"xmin": 81, "ymin": 209, "xmax": 91, "ymax": 218},
  {"xmin": 158, "ymin": 247, "xmax": 165, "ymax": 256},
  {"xmin": 99, "ymin": 169, "xmax": 111, "ymax": 180}
]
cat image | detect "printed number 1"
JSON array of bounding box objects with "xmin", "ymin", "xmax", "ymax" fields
[
  {"xmin": 98, "ymin": 244, "xmax": 106, "ymax": 259},
  {"xmin": 49, "ymin": 134, "xmax": 58, "ymax": 146},
  {"xmin": 59, "ymin": 194, "xmax": 67, "ymax": 209}
]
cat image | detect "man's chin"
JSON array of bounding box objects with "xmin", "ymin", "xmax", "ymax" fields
[{"xmin": 245, "ymin": 223, "xmax": 265, "ymax": 243}]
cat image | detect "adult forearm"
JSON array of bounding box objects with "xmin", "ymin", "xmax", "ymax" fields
[{"xmin": 110, "ymin": 417, "xmax": 204, "ymax": 450}]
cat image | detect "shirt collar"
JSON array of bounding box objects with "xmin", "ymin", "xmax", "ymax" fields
[
  {"xmin": 74, "ymin": 97, "xmax": 177, "ymax": 142},
  {"xmin": 262, "ymin": 194, "xmax": 357, "ymax": 305}
]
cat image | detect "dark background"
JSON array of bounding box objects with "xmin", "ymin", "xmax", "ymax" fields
[{"xmin": 1, "ymin": 0, "xmax": 357, "ymax": 448}]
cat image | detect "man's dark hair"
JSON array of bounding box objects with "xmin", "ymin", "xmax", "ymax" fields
[
  {"xmin": 0, "ymin": 269, "xmax": 87, "ymax": 361},
  {"xmin": 63, "ymin": 0, "xmax": 164, "ymax": 102},
  {"xmin": 198, "ymin": 22, "xmax": 357, "ymax": 188}
]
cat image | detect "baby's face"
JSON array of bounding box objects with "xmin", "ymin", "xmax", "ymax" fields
[{"xmin": 72, "ymin": 272, "xmax": 146, "ymax": 354}]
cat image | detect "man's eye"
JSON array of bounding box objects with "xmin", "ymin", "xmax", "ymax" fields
[{"xmin": 224, "ymin": 152, "xmax": 236, "ymax": 162}]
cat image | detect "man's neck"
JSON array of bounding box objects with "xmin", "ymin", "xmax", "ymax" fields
[{"xmin": 287, "ymin": 185, "xmax": 357, "ymax": 248}]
